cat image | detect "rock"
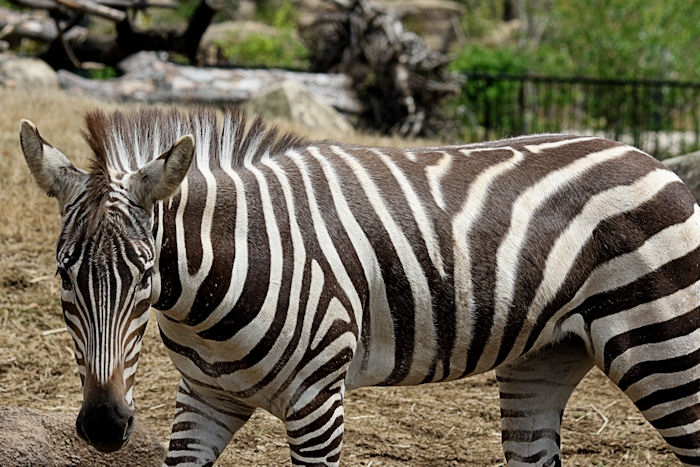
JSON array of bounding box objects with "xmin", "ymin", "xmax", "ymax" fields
[
  {"xmin": 663, "ymin": 150, "xmax": 700, "ymax": 201},
  {"xmin": 0, "ymin": 54, "xmax": 57, "ymax": 89},
  {"xmin": 0, "ymin": 406, "xmax": 165, "ymax": 466},
  {"xmin": 243, "ymin": 80, "xmax": 354, "ymax": 134}
]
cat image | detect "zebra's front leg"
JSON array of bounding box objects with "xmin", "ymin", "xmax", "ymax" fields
[
  {"xmin": 496, "ymin": 336, "xmax": 593, "ymax": 467},
  {"xmin": 285, "ymin": 383, "xmax": 346, "ymax": 466},
  {"xmin": 164, "ymin": 379, "xmax": 255, "ymax": 466}
]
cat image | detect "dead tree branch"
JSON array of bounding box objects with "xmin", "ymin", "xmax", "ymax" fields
[
  {"xmin": 302, "ymin": 0, "xmax": 457, "ymax": 137},
  {"xmin": 53, "ymin": 0, "xmax": 126, "ymax": 22},
  {"xmin": 2, "ymin": 0, "xmax": 222, "ymax": 70}
]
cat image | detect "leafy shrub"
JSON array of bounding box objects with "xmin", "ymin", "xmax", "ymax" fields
[
  {"xmin": 215, "ymin": 1, "xmax": 308, "ymax": 69},
  {"xmin": 216, "ymin": 30, "xmax": 309, "ymax": 69}
]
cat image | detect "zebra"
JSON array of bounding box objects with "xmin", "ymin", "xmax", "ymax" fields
[{"xmin": 18, "ymin": 107, "xmax": 700, "ymax": 466}]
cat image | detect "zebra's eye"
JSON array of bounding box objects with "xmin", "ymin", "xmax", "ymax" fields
[
  {"xmin": 57, "ymin": 269, "xmax": 72, "ymax": 291},
  {"xmin": 138, "ymin": 270, "xmax": 151, "ymax": 289}
]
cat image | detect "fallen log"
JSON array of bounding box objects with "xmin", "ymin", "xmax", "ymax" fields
[{"xmin": 58, "ymin": 51, "xmax": 365, "ymax": 114}]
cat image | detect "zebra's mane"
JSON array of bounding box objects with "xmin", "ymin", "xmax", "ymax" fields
[
  {"xmin": 83, "ymin": 107, "xmax": 309, "ymax": 181},
  {"xmin": 80, "ymin": 107, "xmax": 308, "ymax": 234}
]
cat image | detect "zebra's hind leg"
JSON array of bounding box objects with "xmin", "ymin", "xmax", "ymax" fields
[
  {"xmin": 164, "ymin": 378, "xmax": 255, "ymax": 466},
  {"xmin": 496, "ymin": 335, "xmax": 593, "ymax": 467},
  {"xmin": 593, "ymin": 296, "xmax": 700, "ymax": 465}
]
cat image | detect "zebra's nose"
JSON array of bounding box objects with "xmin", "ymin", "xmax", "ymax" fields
[{"xmin": 76, "ymin": 392, "xmax": 134, "ymax": 452}]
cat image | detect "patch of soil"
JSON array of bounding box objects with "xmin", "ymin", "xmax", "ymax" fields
[{"xmin": 0, "ymin": 406, "xmax": 165, "ymax": 466}]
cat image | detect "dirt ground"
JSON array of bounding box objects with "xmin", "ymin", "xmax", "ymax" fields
[{"xmin": 0, "ymin": 89, "xmax": 679, "ymax": 465}]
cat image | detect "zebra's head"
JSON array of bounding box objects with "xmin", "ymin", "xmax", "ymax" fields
[{"xmin": 19, "ymin": 118, "xmax": 194, "ymax": 452}]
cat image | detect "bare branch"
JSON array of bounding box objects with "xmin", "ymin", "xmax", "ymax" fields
[
  {"xmin": 99, "ymin": 0, "xmax": 177, "ymax": 9},
  {"xmin": 7, "ymin": 0, "xmax": 56, "ymax": 10},
  {"xmin": 52, "ymin": 0, "xmax": 126, "ymax": 22},
  {"xmin": 52, "ymin": 16, "xmax": 82, "ymax": 69}
]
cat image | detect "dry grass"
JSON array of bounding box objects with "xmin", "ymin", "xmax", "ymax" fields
[{"xmin": 0, "ymin": 88, "xmax": 678, "ymax": 465}]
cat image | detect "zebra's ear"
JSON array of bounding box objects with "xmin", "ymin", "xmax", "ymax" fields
[
  {"xmin": 19, "ymin": 119, "xmax": 88, "ymax": 204},
  {"xmin": 130, "ymin": 134, "xmax": 195, "ymax": 207}
]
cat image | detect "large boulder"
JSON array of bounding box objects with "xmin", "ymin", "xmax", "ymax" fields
[
  {"xmin": 0, "ymin": 54, "xmax": 58, "ymax": 89},
  {"xmin": 0, "ymin": 406, "xmax": 165, "ymax": 466},
  {"xmin": 243, "ymin": 80, "xmax": 354, "ymax": 134},
  {"xmin": 663, "ymin": 150, "xmax": 700, "ymax": 201}
]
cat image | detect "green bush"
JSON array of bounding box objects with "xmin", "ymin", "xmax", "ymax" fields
[
  {"xmin": 216, "ymin": 30, "xmax": 309, "ymax": 69},
  {"xmin": 447, "ymin": 46, "xmax": 534, "ymax": 140},
  {"xmin": 215, "ymin": 1, "xmax": 308, "ymax": 69}
]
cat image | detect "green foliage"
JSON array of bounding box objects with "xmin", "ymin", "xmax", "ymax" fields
[
  {"xmin": 87, "ymin": 66, "xmax": 118, "ymax": 81},
  {"xmin": 215, "ymin": 0, "xmax": 308, "ymax": 69},
  {"xmin": 255, "ymin": 0, "xmax": 299, "ymax": 28},
  {"xmin": 539, "ymin": 0, "xmax": 700, "ymax": 81},
  {"xmin": 442, "ymin": 0, "xmax": 700, "ymax": 149},
  {"xmin": 454, "ymin": 0, "xmax": 505, "ymax": 39},
  {"xmin": 0, "ymin": 0, "xmax": 21, "ymax": 9},
  {"xmin": 450, "ymin": 45, "xmax": 529, "ymax": 75},
  {"xmin": 174, "ymin": 0, "xmax": 200, "ymax": 19},
  {"xmin": 450, "ymin": 0, "xmax": 699, "ymax": 81},
  {"xmin": 448, "ymin": 46, "xmax": 533, "ymax": 139},
  {"xmin": 457, "ymin": 0, "xmax": 700, "ymax": 81},
  {"xmin": 216, "ymin": 30, "xmax": 309, "ymax": 69}
]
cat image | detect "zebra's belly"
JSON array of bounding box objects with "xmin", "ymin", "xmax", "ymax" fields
[{"xmin": 344, "ymin": 293, "xmax": 566, "ymax": 390}]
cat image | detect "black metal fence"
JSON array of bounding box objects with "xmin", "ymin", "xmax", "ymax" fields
[{"xmin": 452, "ymin": 72, "xmax": 700, "ymax": 159}]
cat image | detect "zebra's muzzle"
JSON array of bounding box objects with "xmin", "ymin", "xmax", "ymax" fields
[{"xmin": 75, "ymin": 389, "xmax": 134, "ymax": 453}]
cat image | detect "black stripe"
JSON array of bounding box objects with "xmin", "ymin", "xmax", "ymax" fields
[
  {"xmin": 604, "ymin": 305, "xmax": 700, "ymax": 375},
  {"xmin": 648, "ymin": 403, "xmax": 700, "ymax": 429},
  {"xmin": 636, "ymin": 379, "xmax": 700, "ymax": 412},
  {"xmin": 524, "ymin": 181, "xmax": 695, "ymax": 354},
  {"xmin": 328, "ymin": 152, "xmax": 415, "ymax": 385},
  {"xmin": 195, "ymin": 171, "xmax": 270, "ymax": 333},
  {"xmin": 618, "ymin": 346, "xmax": 700, "ymax": 392}
]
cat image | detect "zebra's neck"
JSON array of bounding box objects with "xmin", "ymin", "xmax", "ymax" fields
[{"xmin": 150, "ymin": 158, "xmax": 296, "ymax": 329}]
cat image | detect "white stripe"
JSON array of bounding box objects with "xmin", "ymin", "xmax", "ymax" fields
[
  {"xmin": 424, "ymin": 150, "xmax": 452, "ymax": 211},
  {"xmin": 657, "ymin": 417, "xmax": 700, "ymax": 438},
  {"xmin": 191, "ymin": 169, "xmax": 248, "ymax": 332},
  {"xmin": 450, "ymin": 147, "xmax": 524, "ymax": 378},
  {"xmin": 371, "ymin": 148, "xmax": 446, "ymax": 277},
  {"xmin": 330, "ymin": 145, "xmax": 435, "ymax": 385},
  {"xmin": 287, "ymin": 405, "xmax": 344, "ymax": 444},
  {"xmin": 305, "ymin": 146, "xmax": 395, "ymax": 388},
  {"xmin": 218, "ymin": 163, "xmax": 283, "ymax": 361},
  {"xmin": 625, "ymin": 362, "xmax": 700, "ymax": 402},
  {"xmin": 643, "ymin": 392, "xmax": 699, "ymax": 422},
  {"xmin": 526, "ymin": 172, "xmax": 695, "ymax": 358},
  {"xmin": 215, "ymin": 160, "xmax": 305, "ymax": 395},
  {"xmin": 523, "ymin": 136, "xmax": 598, "ymax": 153}
]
